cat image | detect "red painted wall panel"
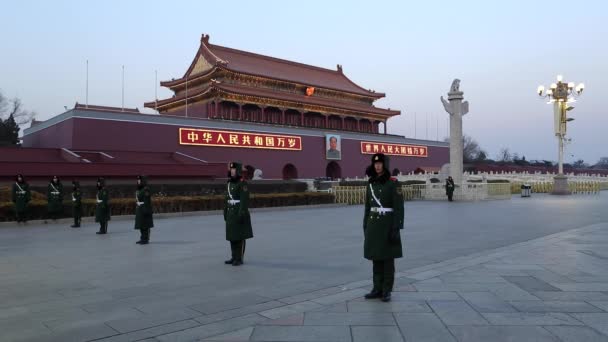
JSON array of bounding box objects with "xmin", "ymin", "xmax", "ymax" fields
[{"xmin": 63, "ymin": 117, "xmax": 448, "ymax": 179}]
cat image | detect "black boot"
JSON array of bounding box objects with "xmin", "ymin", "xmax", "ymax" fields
[
  {"xmin": 136, "ymin": 230, "xmax": 149, "ymax": 244},
  {"xmin": 381, "ymin": 291, "xmax": 392, "ymax": 302},
  {"xmin": 232, "ymin": 259, "xmax": 243, "ymax": 266},
  {"xmin": 364, "ymin": 289, "xmax": 382, "ymax": 299},
  {"xmin": 224, "ymin": 259, "xmax": 234, "ymax": 264},
  {"xmin": 96, "ymin": 223, "xmax": 105, "ymax": 234}
]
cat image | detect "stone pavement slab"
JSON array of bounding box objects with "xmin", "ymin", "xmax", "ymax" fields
[
  {"xmin": 447, "ymin": 325, "xmax": 559, "ymax": 342},
  {"xmin": 509, "ymin": 300, "xmax": 604, "ymax": 313},
  {"xmin": 249, "ymin": 325, "xmax": 351, "ymax": 342},
  {"xmin": 3, "ymin": 195, "xmax": 608, "ymax": 341},
  {"xmin": 543, "ymin": 326, "xmax": 608, "ymax": 342},
  {"xmin": 393, "ymin": 313, "xmax": 456, "ymax": 342},
  {"xmin": 351, "ymin": 326, "xmax": 404, "ymax": 342}
]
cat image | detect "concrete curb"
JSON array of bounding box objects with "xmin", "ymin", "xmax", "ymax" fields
[{"xmin": 0, "ymin": 203, "xmax": 347, "ymax": 227}]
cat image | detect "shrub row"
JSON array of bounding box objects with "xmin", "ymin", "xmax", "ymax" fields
[
  {"xmin": 0, "ymin": 192, "xmax": 334, "ymax": 222},
  {"xmin": 0, "ymin": 181, "xmax": 308, "ymax": 201}
]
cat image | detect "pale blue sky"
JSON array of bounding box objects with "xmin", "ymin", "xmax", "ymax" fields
[{"xmin": 1, "ymin": 0, "xmax": 606, "ymax": 163}]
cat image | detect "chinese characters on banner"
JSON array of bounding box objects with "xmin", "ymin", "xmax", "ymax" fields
[
  {"xmin": 360, "ymin": 141, "xmax": 428, "ymax": 157},
  {"xmin": 179, "ymin": 128, "xmax": 302, "ymax": 151}
]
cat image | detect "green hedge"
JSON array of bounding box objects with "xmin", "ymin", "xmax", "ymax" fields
[
  {"xmin": 1, "ymin": 181, "xmax": 308, "ymax": 201},
  {"xmin": 0, "ymin": 192, "xmax": 334, "ymax": 222}
]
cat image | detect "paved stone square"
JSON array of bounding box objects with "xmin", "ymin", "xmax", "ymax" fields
[{"xmin": 1, "ymin": 193, "xmax": 608, "ymax": 341}]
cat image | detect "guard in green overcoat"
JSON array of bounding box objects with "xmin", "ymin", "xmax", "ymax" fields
[
  {"xmin": 12, "ymin": 174, "xmax": 31, "ymax": 223},
  {"xmin": 224, "ymin": 162, "xmax": 253, "ymax": 266},
  {"xmin": 446, "ymin": 176, "xmax": 455, "ymax": 202},
  {"xmin": 71, "ymin": 180, "xmax": 82, "ymax": 228},
  {"xmin": 363, "ymin": 153, "xmax": 404, "ymax": 302},
  {"xmin": 134, "ymin": 175, "xmax": 154, "ymax": 244},
  {"xmin": 95, "ymin": 178, "xmax": 110, "ymax": 234},
  {"xmin": 47, "ymin": 176, "xmax": 64, "ymax": 221}
]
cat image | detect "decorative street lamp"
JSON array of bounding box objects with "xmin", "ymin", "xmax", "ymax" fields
[{"xmin": 537, "ymin": 75, "xmax": 584, "ymax": 194}]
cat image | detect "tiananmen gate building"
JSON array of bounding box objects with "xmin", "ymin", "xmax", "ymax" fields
[{"xmin": 8, "ymin": 34, "xmax": 448, "ymax": 181}]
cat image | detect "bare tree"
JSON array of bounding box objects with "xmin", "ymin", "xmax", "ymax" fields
[
  {"xmin": 593, "ymin": 157, "xmax": 608, "ymax": 169},
  {"xmin": 444, "ymin": 134, "xmax": 487, "ymax": 163},
  {"xmin": 572, "ymin": 159, "xmax": 588, "ymax": 169},
  {"xmin": 0, "ymin": 90, "xmax": 36, "ymax": 126},
  {"xmin": 497, "ymin": 148, "xmax": 512, "ymax": 162}
]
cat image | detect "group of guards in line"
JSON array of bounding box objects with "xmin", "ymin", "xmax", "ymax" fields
[
  {"xmin": 12, "ymin": 174, "xmax": 153, "ymax": 244},
  {"xmin": 11, "ymin": 154, "xmax": 404, "ymax": 301}
]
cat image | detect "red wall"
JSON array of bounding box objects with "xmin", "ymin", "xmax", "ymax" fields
[
  {"xmin": 23, "ymin": 119, "xmax": 74, "ymax": 148},
  {"xmin": 24, "ymin": 116, "xmax": 448, "ymax": 179}
]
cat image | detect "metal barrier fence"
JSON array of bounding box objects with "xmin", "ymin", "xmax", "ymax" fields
[
  {"xmin": 333, "ymin": 183, "xmax": 512, "ymax": 204},
  {"xmin": 332, "ymin": 186, "xmax": 366, "ymax": 205},
  {"xmin": 510, "ymin": 181, "xmax": 603, "ymax": 194}
]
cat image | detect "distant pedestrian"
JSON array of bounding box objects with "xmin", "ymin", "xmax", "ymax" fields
[{"xmin": 446, "ymin": 176, "xmax": 455, "ymax": 202}]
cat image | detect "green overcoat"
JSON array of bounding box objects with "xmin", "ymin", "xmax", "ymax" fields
[
  {"xmin": 224, "ymin": 179, "xmax": 253, "ymax": 241},
  {"xmin": 363, "ymin": 174, "xmax": 404, "ymax": 260},
  {"xmin": 47, "ymin": 182, "xmax": 64, "ymax": 215},
  {"xmin": 72, "ymin": 186, "xmax": 82, "ymax": 218},
  {"xmin": 134, "ymin": 185, "xmax": 154, "ymax": 230},
  {"xmin": 446, "ymin": 179, "xmax": 455, "ymax": 196},
  {"xmin": 12, "ymin": 182, "xmax": 31, "ymax": 214},
  {"xmin": 95, "ymin": 188, "xmax": 111, "ymax": 223}
]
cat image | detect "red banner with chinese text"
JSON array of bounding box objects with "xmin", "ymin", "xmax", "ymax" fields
[
  {"xmin": 179, "ymin": 128, "xmax": 302, "ymax": 151},
  {"xmin": 360, "ymin": 141, "xmax": 428, "ymax": 157}
]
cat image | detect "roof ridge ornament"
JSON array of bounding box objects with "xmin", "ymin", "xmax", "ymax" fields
[
  {"xmin": 201, "ymin": 34, "xmax": 210, "ymax": 44},
  {"xmin": 337, "ymin": 64, "xmax": 343, "ymax": 73}
]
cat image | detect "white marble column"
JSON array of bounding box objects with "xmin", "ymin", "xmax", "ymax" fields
[{"xmin": 441, "ymin": 79, "xmax": 469, "ymax": 185}]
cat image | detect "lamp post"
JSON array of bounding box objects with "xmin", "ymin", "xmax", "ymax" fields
[{"xmin": 537, "ymin": 75, "xmax": 584, "ymax": 195}]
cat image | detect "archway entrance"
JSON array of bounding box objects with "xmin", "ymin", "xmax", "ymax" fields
[
  {"xmin": 282, "ymin": 164, "xmax": 298, "ymax": 180},
  {"xmin": 326, "ymin": 161, "xmax": 342, "ymax": 180},
  {"xmin": 244, "ymin": 165, "xmax": 255, "ymax": 180}
]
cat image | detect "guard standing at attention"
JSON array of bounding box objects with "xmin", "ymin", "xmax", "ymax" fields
[
  {"xmin": 95, "ymin": 178, "xmax": 110, "ymax": 234},
  {"xmin": 12, "ymin": 174, "xmax": 31, "ymax": 223},
  {"xmin": 224, "ymin": 162, "xmax": 253, "ymax": 266},
  {"xmin": 134, "ymin": 175, "xmax": 154, "ymax": 244},
  {"xmin": 71, "ymin": 181, "xmax": 82, "ymax": 228},
  {"xmin": 47, "ymin": 176, "xmax": 64, "ymax": 222},
  {"xmin": 363, "ymin": 153, "xmax": 404, "ymax": 302}
]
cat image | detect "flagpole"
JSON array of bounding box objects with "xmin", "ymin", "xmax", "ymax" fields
[
  {"xmin": 154, "ymin": 70, "xmax": 158, "ymax": 112},
  {"xmin": 436, "ymin": 115, "xmax": 439, "ymax": 141},
  {"xmin": 185, "ymin": 75, "xmax": 189, "ymax": 117},
  {"xmin": 121, "ymin": 65, "xmax": 125, "ymax": 112},
  {"xmin": 86, "ymin": 60, "xmax": 89, "ymax": 108},
  {"xmin": 426, "ymin": 113, "xmax": 429, "ymax": 140}
]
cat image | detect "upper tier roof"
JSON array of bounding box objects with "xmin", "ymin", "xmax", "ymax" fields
[{"xmin": 160, "ymin": 34, "xmax": 385, "ymax": 99}]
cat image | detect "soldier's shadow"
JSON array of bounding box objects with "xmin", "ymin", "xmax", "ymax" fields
[
  {"xmin": 147, "ymin": 240, "xmax": 198, "ymax": 245},
  {"xmin": 250, "ymin": 261, "xmax": 350, "ymax": 272}
]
